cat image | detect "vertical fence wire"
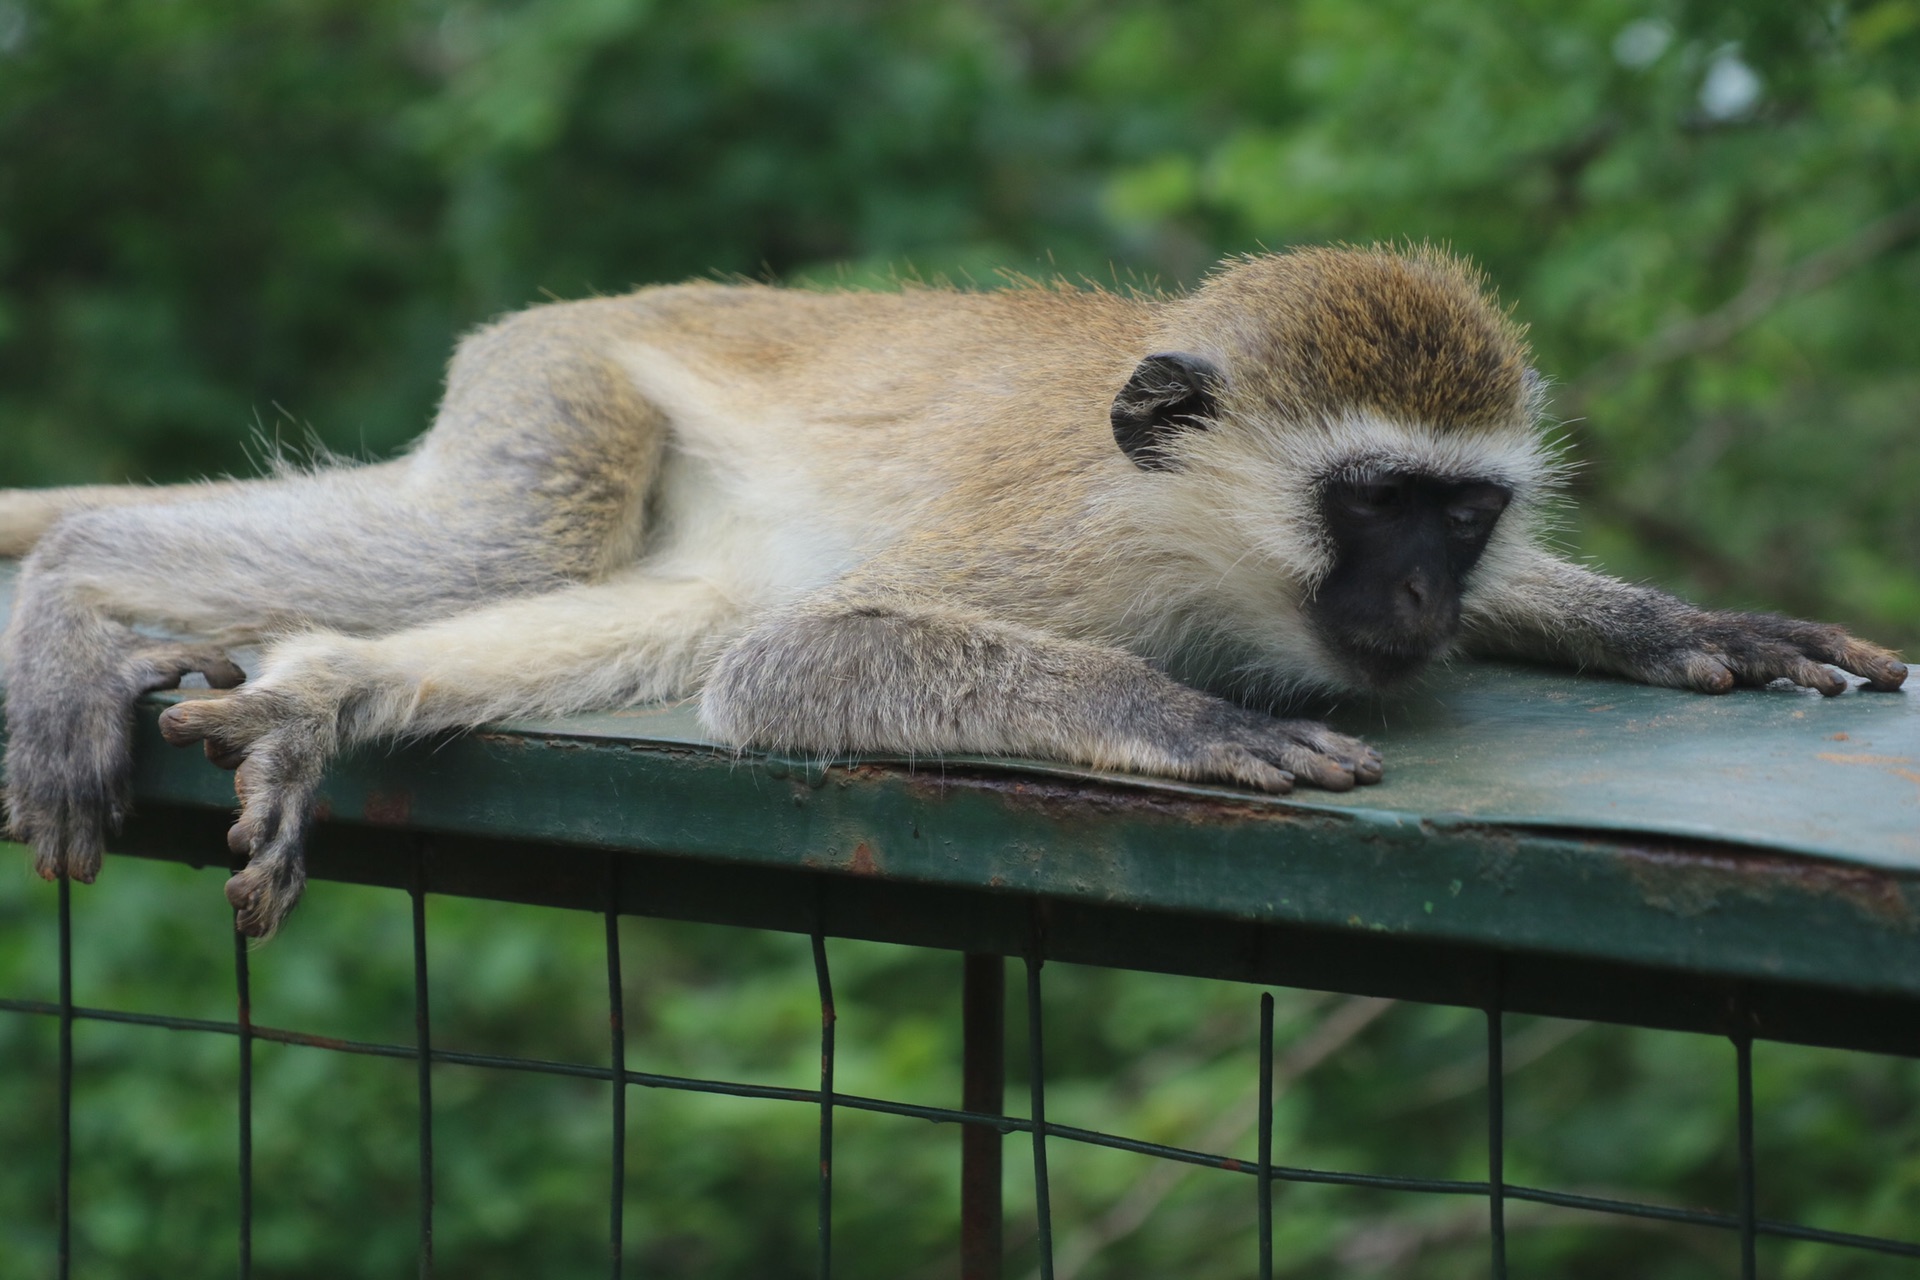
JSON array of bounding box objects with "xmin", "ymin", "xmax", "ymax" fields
[
  {"xmin": 57, "ymin": 874, "xmax": 72, "ymax": 1280},
  {"xmin": 235, "ymin": 926, "xmax": 254, "ymax": 1280},
  {"xmin": 412, "ymin": 851, "xmax": 435, "ymax": 1279},
  {"xmin": 1487, "ymin": 962, "xmax": 1507, "ymax": 1280},
  {"xmin": 961, "ymin": 954, "xmax": 1006, "ymax": 1280},
  {"xmin": 812, "ymin": 932, "xmax": 837, "ymax": 1279},
  {"xmin": 1258, "ymin": 993, "xmax": 1275, "ymax": 1280},
  {"xmin": 1024, "ymin": 953, "xmax": 1054, "ymax": 1280},
  {"xmin": 605, "ymin": 859, "xmax": 626, "ymax": 1280},
  {"xmin": 1736, "ymin": 1032, "xmax": 1757, "ymax": 1280}
]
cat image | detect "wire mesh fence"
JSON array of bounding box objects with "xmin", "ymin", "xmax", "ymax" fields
[{"xmin": 4, "ymin": 843, "xmax": 1918, "ymax": 1279}]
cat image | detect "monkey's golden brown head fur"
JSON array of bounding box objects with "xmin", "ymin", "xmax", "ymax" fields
[
  {"xmin": 1167, "ymin": 245, "xmax": 1534, "ymax": 435},
  {"xmin": 1108, "ymin": 245, "xmax": 1557, "ymax": 699}
]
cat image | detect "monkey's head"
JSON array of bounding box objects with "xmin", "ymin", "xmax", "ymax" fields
[{"xmin": 1111, "ymin": 245, "xmax": 1556, "ymax": 694}]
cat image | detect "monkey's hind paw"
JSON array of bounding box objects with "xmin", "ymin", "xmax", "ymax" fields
[{"xmin": 158, "ymin": 689, "xmax": 329, "ymax": 936}]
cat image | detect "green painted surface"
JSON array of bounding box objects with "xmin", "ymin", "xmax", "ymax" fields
[{"xmin": 499, "ymin": 665, "xmax": 1920, "ymax": 871}]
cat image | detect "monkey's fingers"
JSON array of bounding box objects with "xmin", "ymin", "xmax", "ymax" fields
[
  {"xmin": 222, "ymin": 753, "xmax": 318, "ymax": 938},
  {"xmin": 1794, "ymin": 634, "xmax": 1906, "ymax": 692},
  {"xmin": 1184, "ymin": 709, "xmax": 1387, "ymax": 792},
  {"xmin": 1189, "ymin": 744, "xmax": 1296, "ymax": 794},
  {"xmin": 1691, "ymin": 613, "xmax": 1908, "ymax": 695},
  {"xmin": 1255, "ymin": 721, "xmax": 1384, "ymax": 792},
  {"xmin": 160, "ymin": 696, "xmax": 261, "ymax": 769},
  {"xmin": 1725, "ymin": 647, "xmax": 1849, "ymax": 697}
]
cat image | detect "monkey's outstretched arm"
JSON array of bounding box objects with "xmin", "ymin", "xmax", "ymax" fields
[
  {"xmin": 700, "ymin": 594, "xmax": 1383, "ymax": 793},
  {"xmin": 1463, "ymin": 548, "xmax": 1908, "ymax": 694}
]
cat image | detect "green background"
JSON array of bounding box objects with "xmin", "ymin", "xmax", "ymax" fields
[{"xmin": 2, "ymin": 0, "xmax": 1917, "ymax": 1275}]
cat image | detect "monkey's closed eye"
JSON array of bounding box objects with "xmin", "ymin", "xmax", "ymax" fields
[
  {"xmin": 1333, "ymin": 479, "xmax": 1409, "ymax": 518},
  {"xmin": 1444, "ymin": 484, "xmax": 1510, "ymax": 536}
]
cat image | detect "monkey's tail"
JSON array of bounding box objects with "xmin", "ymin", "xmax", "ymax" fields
[
  {"xmin": 0, "ymin": 481, "xmax": 262, "ymax": 559},
  {"xmin": 0, "ymin": 488, "xmax": 96, "ymax": 558}
]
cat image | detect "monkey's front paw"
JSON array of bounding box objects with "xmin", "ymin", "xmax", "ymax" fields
[
  {"xmin": 1650, "ymin": 613, "xmax": 1907, "ymax": 698},
  {"xmin": 159, "ymin": 690, "xmax": 328, "ymax": 936},
  {"xmin": 1180, "ymin": 709, "xmax": 1384, "ymax": 794}
]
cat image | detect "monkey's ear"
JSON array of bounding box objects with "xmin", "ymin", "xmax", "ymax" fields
[{"xmin": 1111, "ymin": 352, "xmax": 1221, "ymax": 471}]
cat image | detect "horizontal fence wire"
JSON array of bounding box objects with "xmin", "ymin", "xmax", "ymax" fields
[{"xmin": 11, "ymin": 987, "xmax": 1920, "ymax": 1263}]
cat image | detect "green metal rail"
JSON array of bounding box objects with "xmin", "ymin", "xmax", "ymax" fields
[{"xmin": 2, "ymin": 560, "xmax": 1917, "ymax": 1275}]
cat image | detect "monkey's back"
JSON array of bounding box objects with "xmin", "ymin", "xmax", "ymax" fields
[{"xmin": 597, "ymin": 281, "xmax": 1161, "ymax": 608}]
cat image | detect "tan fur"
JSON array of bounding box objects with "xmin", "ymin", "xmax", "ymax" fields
[{"xmin": 1, "ymin": 245, "xmax": 1904, "ymax": 935}]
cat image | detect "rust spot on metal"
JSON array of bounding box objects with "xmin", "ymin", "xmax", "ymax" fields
[
  {"xmin": 848, "ymin": 842, "xmax": 879, "ymax": 876},
  {"xmin": 363, "ymin": 790, "xmax": 412, "ymax": 826},
  {"xmin": 1220, "ymin": 1157, "xmax": 1244, "ymax": 1172},
  {"xmin": 1620, "ymin": 844, "xmax": 1914, "ymax": 930},
  {"xmin": 253, "ymin": 1025, "xmax": 359, "ymax": 1053}
]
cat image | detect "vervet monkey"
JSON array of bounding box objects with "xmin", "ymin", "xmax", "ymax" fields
[{"xmin": 0, "ymin": 247, "xmax": 1907, "ymax": 936}]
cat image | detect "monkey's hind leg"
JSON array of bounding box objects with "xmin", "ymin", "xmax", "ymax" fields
[
  {"xmin": 1, "ymin": 457, "xmax": 585, "ymax": 886},
  {"xmin": 154, "ymin": 573, "xmax": 739, "ymax": 936},
  {"xmin": 7, "ymin": 302, "xmax": 673, "ymax": 892}
]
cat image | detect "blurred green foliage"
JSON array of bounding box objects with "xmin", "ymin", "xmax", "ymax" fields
[{"xmin": 2, "ymin": 0, "xmax": 1918, "ymax": 1275}]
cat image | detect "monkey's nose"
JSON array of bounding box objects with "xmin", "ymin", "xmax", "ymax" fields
[{"xmin": 1396, "ymin": 573, "xmax": 1453, "ymax": 637}]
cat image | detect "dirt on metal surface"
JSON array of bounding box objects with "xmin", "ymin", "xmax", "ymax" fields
[{"xmin": 1618, "ymin": 842, "xmax": 1916, "ymax": 928}]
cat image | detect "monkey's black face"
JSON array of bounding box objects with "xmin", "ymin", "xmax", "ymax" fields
[{"xmin": 1310, "ymin": 472, "xmax": 1510, "ymax": 687}]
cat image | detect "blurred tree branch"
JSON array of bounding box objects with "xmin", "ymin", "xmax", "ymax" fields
[
  {"xmin": 1042, "ymin": 995, "xmax": 1395, "ymax": 1280},
  {"xmin": 1568, "ymin": 197, "xmax": 1920, "ymax": 407}
]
